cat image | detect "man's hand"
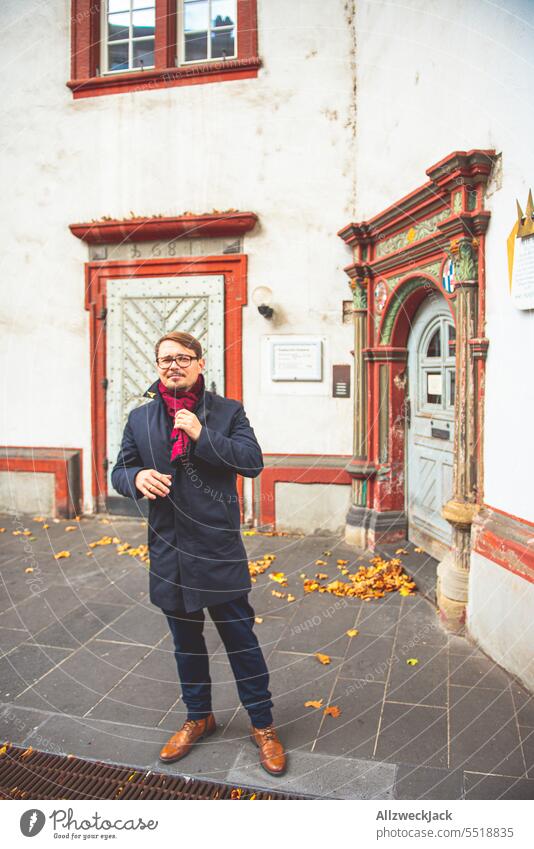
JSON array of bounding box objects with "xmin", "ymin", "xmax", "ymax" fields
[
  {"xmin": 134, "ymin": 469, "xmax": 172, "ymax": 500},
  {"xmin": 174, "ymin": 410, "xmax": 202, "ymax": 442}
]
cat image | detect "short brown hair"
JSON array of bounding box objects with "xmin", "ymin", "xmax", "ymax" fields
[{"xmin": 155, "ymin": 331, "xmax": 203, "ymax": 361}]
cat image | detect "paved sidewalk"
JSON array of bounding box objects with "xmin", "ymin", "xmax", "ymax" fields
[{"xmin": 0, "ymin": 513, "xmax": 533, "ymax": 800}]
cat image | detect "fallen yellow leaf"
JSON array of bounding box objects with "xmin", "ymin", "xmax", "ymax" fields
[
  {"xmin": 254, "ymin": 616, "xmax": 263, "ymax": 624},
  {"xmin": 304, "ymin": 699, "xmax": 323, "ymax": 709},
  {"xmin": 65, "ymin": 526, "xmax": 77, "ymax": 532},
  {"xmin": 287, "ymin": 594, "xmax": 296, "ymax": 602},
  {"xmin": 406, "ymin": 658, "xmax": 419, "ymax": 666},
  {"xmin": 32, "ymin": 516, "xmax": 45, "ymax": 522},
  {"xmin": 315, "ymin": 652, "xmax": 331, "ymax": 665},
  {"xmin": 323, "ymin": 705, "xmax": 341, "ymax": 718},
  {"xmin": 54, "ymin": 551, "xmax": 71, "ymax": 560},
  {"xmin": 346, "ymin": 628, "xmax": 359, "ymax": 637},
  {"xmin": 269, "ymin": 572, "xmax": 287, "ymax": 585}
]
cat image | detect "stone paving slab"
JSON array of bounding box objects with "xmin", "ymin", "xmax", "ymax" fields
[
  {"xmin": 226, "ymin": 746, "xmax": 397, "ymax": 800},
  {"xmin": 1, "ymin": 513, "xmax": 533, "ymax": 799}
]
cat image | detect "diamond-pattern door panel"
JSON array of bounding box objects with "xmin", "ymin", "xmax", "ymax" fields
[{"xmin": 106, "ymin": 276, "xmax": 224, "ymax": 494}]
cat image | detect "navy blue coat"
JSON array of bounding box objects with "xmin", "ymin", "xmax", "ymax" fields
[{"xmin": 110, "ymin": 379, "xmax": 263, "ymax": 613}]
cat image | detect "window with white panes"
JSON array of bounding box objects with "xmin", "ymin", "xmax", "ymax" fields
[
  {"xmin": 418, "ymin": 317, "xmax": 456, "ymax": 412},
  {"xmin": 102, "ymin": 0, "xmax": 156, "ymax": 73},
  {"xmin": 179, "ymin": 0, "xmax": 237, "ymax": 64}
]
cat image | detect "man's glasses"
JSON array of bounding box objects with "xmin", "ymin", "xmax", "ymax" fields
[{"xmin": 156, "ymin": 354, "xmax": 199, "ymax": 368}]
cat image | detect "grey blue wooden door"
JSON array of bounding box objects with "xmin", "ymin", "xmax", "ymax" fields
[
  {"xmin": 106, "ymin": 275, "xmax": 225, "ymax": 498},
  {"xmin": 406, "ymin": 295, "xmax": 455, "ymax": 558}
]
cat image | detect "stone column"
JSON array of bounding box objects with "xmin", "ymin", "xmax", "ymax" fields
[
  {"xmin": 437, "ymin": 237, "xmax": 480, "ymax": 632},
  {"xmin": 345, "ymin": 278, "xmax": 369, "ymax": 549}
]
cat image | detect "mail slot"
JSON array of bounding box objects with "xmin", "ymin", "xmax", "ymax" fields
[{"xmin": 431, "ymin": 426, "xmax": 450, "ymax": 440}]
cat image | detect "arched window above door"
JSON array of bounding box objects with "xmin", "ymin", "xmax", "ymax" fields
[{"xmin": 417, "ymin": 315, "xmax": 456, "ymax": 413}]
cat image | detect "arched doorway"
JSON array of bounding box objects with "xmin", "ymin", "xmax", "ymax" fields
[
  {"xmin": 338, "ymin": 148, "xmax": 494, "ymax": 630},
  {"xmin": 406, "ymin": 295, "xmax": 456, "ymax": 559}
]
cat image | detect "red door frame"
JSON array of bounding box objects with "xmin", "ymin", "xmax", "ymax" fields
[{"xmin": 84, "ymin": 255, "xmax": 248, "ymax": 512}]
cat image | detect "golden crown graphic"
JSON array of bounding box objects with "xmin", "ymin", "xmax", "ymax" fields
[{"xmin": 515, "ymin": 189, "xmax": 534, "ymax": 239}]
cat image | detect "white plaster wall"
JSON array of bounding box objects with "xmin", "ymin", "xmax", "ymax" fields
[
  {"xmin": 468, "ymin": 552, "xmax": 534, "ymax": 691},
  {"xmin": 0, "ymin": 472, "xmax": 56, "ymax": 517},
  {"xmin": 275, "ymin": 482, "xmax": 352, "ymax": 535},
  {"xmin": 0, "ymin": 0, "xmax": 357, "ymax": 513},
  {"xmin": 353, "ymin": 0, "xmax": 534, "ymax": 524}
]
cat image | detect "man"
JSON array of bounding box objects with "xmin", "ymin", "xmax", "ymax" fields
[{"xmin": 111, "ymin": 331, "xmax": 286, "ymax": 776}]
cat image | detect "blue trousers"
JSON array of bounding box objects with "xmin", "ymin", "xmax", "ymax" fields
[{"xmin": 163, "ymin": 593, "xmax": 274, "ymax": 728}]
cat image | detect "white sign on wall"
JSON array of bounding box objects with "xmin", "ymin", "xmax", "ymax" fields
[
  {"xmin": 508, "ymin": 190, "xmax": 534, "ymax": 310},
  {"xmin": 511, "ymin": 236, "xmax": 534, "ymax": 310},
  {"xmin": 270, "ymin": 337, "xmax": 323, "ymax": 381}
]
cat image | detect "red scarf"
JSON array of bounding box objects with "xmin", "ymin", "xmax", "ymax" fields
[{"xmin": 158, "ymin": 372, "xmax": 205, "ymax": 463}]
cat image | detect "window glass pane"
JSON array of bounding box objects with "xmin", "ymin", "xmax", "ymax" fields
[
  {"xmin": 133, "ymin": 38, "xmax": 155, "ymax": 67},
  {"xmin": 132, "ymin": 8, "xmax": 155, "ymax": 38},
  {"xmin": 426, "ymin": 372, "xmax": 442, "ymax": 404},
  {"xmin": 133, "ymin": 0, "xmax": 154, "ymax": 8},
  {"xmin": 211, "ymin": 0, "xmax": 235, "ymax": 27},
  {"xmin": 184, "ymin": 1, "xmax": 209, "ymax": 31},
  {"xmin": 211, "ymin": 27, "xmax": 235, "ymax": 58},
  {"xmin": 108, "ymin": 41, "xmax": 129, "ymax": 69},
  {"xmin": 108, "ymin": 11, "xmax": 130, "ymax": 41},
  {"xmin": 109, "ymin": 0, "xmax": 129, "ymax": 12},
  {"xmin": 448, "ymin": 323, "xmax": 456, "ymax": 342},
  {"xmin": 426, "ymin": 328, "xmax": 441, "ymax": 357},
  {"xmin": 185, "ymin": 31, "xmax": 208, "ymax": 60}
]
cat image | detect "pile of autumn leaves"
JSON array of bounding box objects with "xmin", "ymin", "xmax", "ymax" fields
[{"xmin": 247, "ymin": 539, "xmax": 417, "ymax": 602}]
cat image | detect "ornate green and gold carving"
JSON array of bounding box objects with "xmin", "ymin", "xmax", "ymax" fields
[
  {"xmin": 375, "ymin": 208, "xmax": 450, "ymax": 258},
  {"xmin": 352, "ymin": 282, "xmax": 368, "ymax": 310},
  {"xmin": 450, "ymin": 237, "xmax": 478, "ymax": 282},
  {"xmin": 379, "ymin": 278, "xmax": 423, "ymax": 344}
]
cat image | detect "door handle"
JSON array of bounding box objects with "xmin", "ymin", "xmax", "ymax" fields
[{"xmin": 405, "ymin": 399, "xmax": 411, "ymax": 429}]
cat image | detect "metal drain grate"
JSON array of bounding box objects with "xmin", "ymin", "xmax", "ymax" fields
[{"xmin": 0, "ymin": 743, "xmax": 305, "ymax": 800}]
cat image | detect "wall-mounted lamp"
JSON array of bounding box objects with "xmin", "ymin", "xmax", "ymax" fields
[{"xmin": 252, "ymin": 286, "xmax": 274, "ymax": 319}]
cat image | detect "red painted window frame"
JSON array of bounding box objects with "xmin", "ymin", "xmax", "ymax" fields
[{"xmin": 68, "ymin": 0, "xmax": 260, "ymax": 99}]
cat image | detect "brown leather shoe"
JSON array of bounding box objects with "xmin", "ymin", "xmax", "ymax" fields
[
  {"xmin": 159, "ymin": 713, "xmax": 216, "ymax": 763},
  {"xmin": 250, "ymin": 724, "xmax": 287, "ymax": 775}
]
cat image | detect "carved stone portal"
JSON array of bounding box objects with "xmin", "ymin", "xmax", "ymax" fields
[{"xmin": 338, "ymin": 149, "xmax": 496, "ymax": 633}]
